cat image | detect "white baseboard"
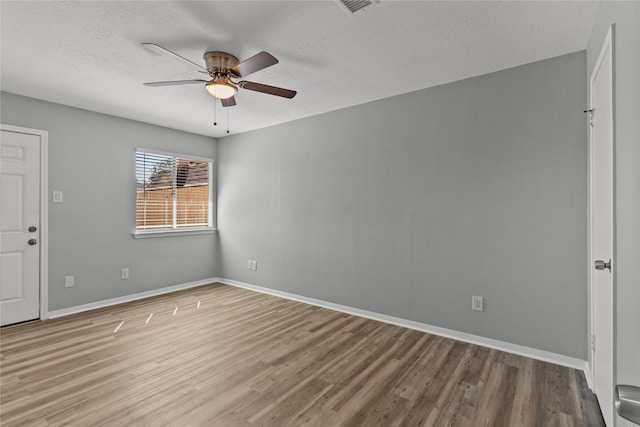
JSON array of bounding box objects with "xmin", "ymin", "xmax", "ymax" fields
[
  {"xmin": 46, "ymin": 275, "xmax": 589, "ymax": 374},
  {"xmin": 215, "ymin": 277, "xmax": 589, "ymax": 373},
  {"xmin": 583, "ymin": 364, "xmax": 594, "ymax": 390},
  {"xmin": 47, "ymin": 277, "xmax": 217, "ymax": 319}
]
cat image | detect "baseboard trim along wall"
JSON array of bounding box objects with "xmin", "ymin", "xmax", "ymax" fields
[
  {"xmin": 583, "ymin": 365, "xmax": 594, "ymax": 391},
  {"xmin": 216, "ymin": 277, "xmax": 589, "ymax": 374},
  {"xmin": 46, "ymin": 276, "xmax": 589, "ymax": 375},
  {"xmin": 47, "ymin": 278, "xmax": 217, "ymax": 319}
]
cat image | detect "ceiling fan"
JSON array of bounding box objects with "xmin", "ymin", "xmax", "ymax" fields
[{"xmin": 142, "ymin": 43, "xmax": 297, "ymax": 107}]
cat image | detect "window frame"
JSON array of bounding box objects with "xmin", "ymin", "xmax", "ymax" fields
[{"xmin": 133, "ymin": 148, "xmax": 215, "ymax": 239}]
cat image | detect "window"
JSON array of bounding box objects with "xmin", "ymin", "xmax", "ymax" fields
[{"xmin": 135, "ymin": 149, "xmax": 214, "ymax": 237}]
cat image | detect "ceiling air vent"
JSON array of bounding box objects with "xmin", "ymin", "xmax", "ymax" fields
[{"xmin": 337, "ymin": 0, "xmax": 374, "ymax": 14}]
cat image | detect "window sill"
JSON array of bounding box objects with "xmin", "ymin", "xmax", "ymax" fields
[{"xmin": 133, "ymin": 228, "xmax": 216, "ymax": 239}]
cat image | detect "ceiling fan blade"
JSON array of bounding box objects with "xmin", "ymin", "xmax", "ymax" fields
[
  {"xmin": 230, "ymin": 52, "xmax": 278, "ymax": 77},
  {"xmin": 239, "ymin": 81, "xmax": 297, "ymax": 99},
  {"xmin": 220, "ymin": 96, "xmax": 236, "ymax": 107},
  {"xmin": 142, "ymin": 43, "xmax": 208, "ymax": 74},
  {"xmin": 143, "ymin": 80, "xmax": 208, "ymax": 87},
  {"xmin": 221, "ymin": 96, "xmax": 237, "ymax": 107}
]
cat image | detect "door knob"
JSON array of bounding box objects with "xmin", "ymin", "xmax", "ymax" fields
[
  {"xmin": 29, "ymin": 226, "xmax": 37, "ymax": 232},
  {"xmin": 616, "ymin": 385, "xmax": 640, "ymax": 424},
  {"xmin": 594, "ymin": 259, "xmax": 611, "ymax": 271},
  {"xmin": 28, "ymin": 239, "xmax": 37, "ymax": 246}
]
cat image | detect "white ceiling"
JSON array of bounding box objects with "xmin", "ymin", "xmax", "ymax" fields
[{"xmin": 1, "ymin": 1, "xmax": 599, "ymax": 138}]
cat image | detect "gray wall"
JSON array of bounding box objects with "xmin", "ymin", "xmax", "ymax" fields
[
  {"xmin": 587, "ymin": 2, "xmax": 640, "ymax": 425},
  {"xmin": 1, "ymin": 92, "xmax": 217, "ymax": 311},
  {"xmin": 217, "ymin": 52, "xmax": 588, "ymax": 359}
]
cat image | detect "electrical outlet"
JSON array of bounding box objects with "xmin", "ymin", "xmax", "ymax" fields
[
  {"xmin": 121, "ymin": 268, "xmax": 129, "ymax": 280},
  {"xmin": 472, "ymin": 296, "xmax": 484, "ymax": 312},
  {"xmin": 64, "ymin": 276, "xmax": 74, "ymax": 288}
]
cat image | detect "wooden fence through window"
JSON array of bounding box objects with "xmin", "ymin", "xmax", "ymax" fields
[{"xmin": 136, "ymin": 185, "xmax": 209, "ymax": 229}]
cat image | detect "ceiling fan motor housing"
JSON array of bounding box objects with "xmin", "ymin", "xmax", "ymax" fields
[{"xmin": 203, "ymin": 52, "xmax": 239, "ymax": 76}]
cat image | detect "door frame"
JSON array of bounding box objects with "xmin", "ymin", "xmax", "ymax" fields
[
  {"xmin": 587, "ymin": 24, "xmax": 616, "ymax": 407},
  {"xmin": 1, "ymin": 123, "xmax": 49, "ymax": 321}
]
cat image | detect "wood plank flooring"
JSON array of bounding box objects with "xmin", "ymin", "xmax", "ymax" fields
[{"xmin": 1, "ymin": 283, "xmax": 603, "ymax": 426}]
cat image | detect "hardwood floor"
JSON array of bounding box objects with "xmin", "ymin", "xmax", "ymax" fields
[{"xmin": 1, "ymin": 283, "xmax": 603, "ymax": 426}]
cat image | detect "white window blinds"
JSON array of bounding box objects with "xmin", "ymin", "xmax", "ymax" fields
[{"xmin": 136, "ymin": 150, "xmax": 213, "ymax": 232}]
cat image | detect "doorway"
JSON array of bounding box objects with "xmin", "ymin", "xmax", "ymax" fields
[
  {"xmin": 0, "ymin": 124, "xmax": 48, "ymax": 326},
  {"xmin": 588, "ymin": 26, "xmax": 615, "ymax": 426}
]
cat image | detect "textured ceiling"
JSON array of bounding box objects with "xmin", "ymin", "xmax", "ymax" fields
[{"xmin": 1, "ymin": 1, "xmax": 599, "ymax": 138}]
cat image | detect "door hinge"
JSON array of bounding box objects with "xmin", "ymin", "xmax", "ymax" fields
[
  {"xmin": 584, "ymin": 108, "xmax": 595, "ymax": 127},
  {"xmin": 591, "ymin": 334, "xmax": 596, "ymax": 351}
]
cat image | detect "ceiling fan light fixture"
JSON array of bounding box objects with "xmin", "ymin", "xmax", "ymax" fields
[
  {"xmin": 206, "ymin": 80, "xmax": 237, "ymax": 99},
  {"xmin": 143, "ymin": 44, "xmax": 297, "ymax": 107}
]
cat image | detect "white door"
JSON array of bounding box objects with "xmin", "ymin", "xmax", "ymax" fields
[
  {"xmin": 1, "ymin": 129, "xmax": 41, "ymax": 326},
  {"xmin": 589, "ymin": 27, "xmax": 615, "ymax": 426}
]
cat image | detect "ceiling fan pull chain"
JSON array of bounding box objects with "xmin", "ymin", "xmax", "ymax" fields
[
  {"xmin": 226, "ymin": 108, "xmax": 230, "ymax": 134},
  {"xmin": 213, "ymin": 101, "xmax": 217, "ymax": 126}
]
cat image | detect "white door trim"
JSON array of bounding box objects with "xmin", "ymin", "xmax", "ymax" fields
[
  {"xmin": 587, "ymin": 22, "xmax": 616, "ymax": 409},
  {"xmin": 1, "ymin": 123, "xmax": 49, "ymax": 321}
]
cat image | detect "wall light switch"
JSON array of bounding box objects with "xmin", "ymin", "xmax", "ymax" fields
[
  {"xmin": 64, "ymin": 276, "xmax": 74, "ymax": 288},
  {"xmin": 472, "ymin": 296, "xmax": 484, "ymax": 312},
  {"xmin": 121, "ymin": 268, "xmax": 129, "ymax": 280},
  {"xmin": 248, "ymin": 260, "xmax": 252, "ymax": 270},
  {"xmin": 53, "ymin": 191, "xmax": 63, "ymax": 203},
  {"xmin": 252, "ymin": 260, "xmax": 258, "ymax": 271}
]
